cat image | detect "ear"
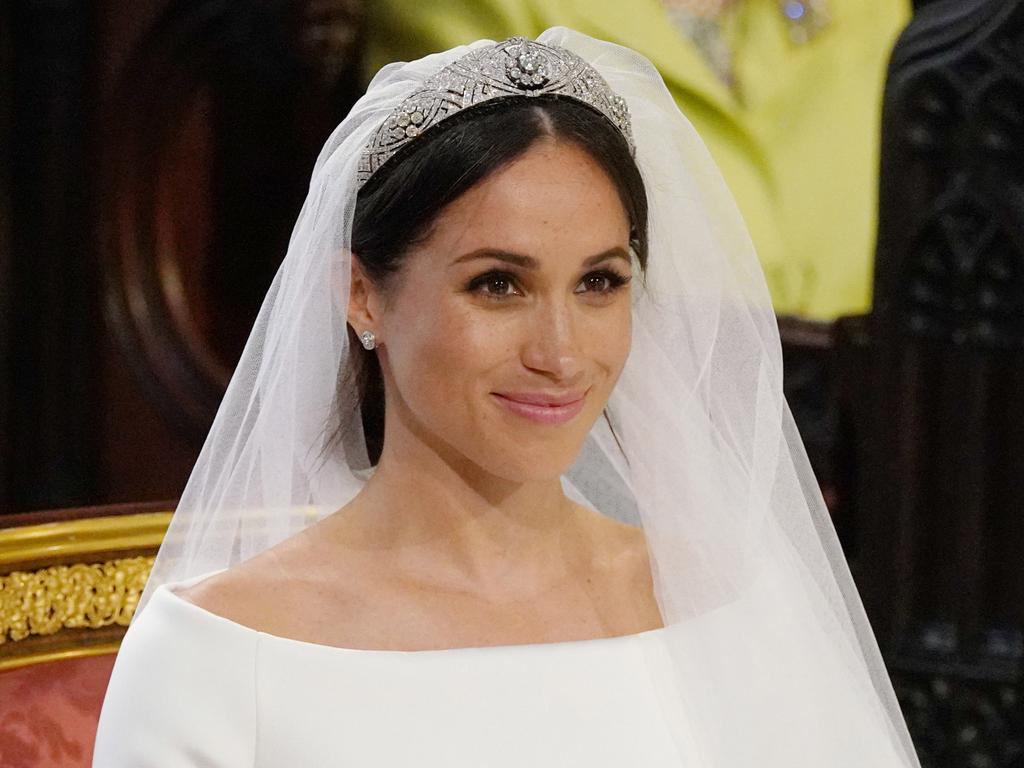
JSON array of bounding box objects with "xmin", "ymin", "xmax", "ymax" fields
[{"xmin": 347, "ymin": 254, "xmax": 383, "ymax": 342}]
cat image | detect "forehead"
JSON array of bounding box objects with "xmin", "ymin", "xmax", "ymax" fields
[{"xmin": 413, "ymin": 140, "xmax": 631, "ymax": 265}]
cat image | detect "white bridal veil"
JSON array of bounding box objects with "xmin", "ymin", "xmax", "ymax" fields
[{"xmin": 138, "ymin": 27, "xmax": 921, "ymax": 767}]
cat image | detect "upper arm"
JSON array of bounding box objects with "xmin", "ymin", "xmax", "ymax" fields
[{"xmin": 92, "ymin": 588, "xmax": 259, "ymax": 767}]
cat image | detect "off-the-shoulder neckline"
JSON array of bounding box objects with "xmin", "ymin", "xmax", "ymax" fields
[{"xmin": 156, "ymin": 577, "xmax": 667, "ymax": 657}]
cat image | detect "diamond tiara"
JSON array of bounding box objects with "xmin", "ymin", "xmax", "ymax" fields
[{"xmin": 357, "ymin": 37, "xmax": 635, "ymax": 188}]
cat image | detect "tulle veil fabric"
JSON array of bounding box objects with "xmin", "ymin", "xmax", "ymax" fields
[{"xmin": 137, "ymin": 27, "xmax": 921, "ymax": 767}]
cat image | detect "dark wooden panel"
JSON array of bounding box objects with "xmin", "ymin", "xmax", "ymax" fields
[
  {"xmin": 94, "ymin": 0, "xmax": 363, "ymax": 501},
  {"xmin": 0, "ymin": 0, "xmax": 13, "ymax": 511},
  {"xmin": 5, "ymin": 1, "xmax": 100, "ymax": 512},
  {"xmin": 96, "ymin": 0, "xmax": 364, "ymax": 445},
  {"xmin": 0, "ymin": 1, "xmax": 364, "ymax": 513},
  {"xmin": 849, "ymin": 1, "xmax": 1024, "ymax": 764}
]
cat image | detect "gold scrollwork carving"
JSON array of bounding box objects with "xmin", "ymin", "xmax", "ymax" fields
[{"xmin": 0, "ymin": 557, "xmax": 154, "ymax": 645}]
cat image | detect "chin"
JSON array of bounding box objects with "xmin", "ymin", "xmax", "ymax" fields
[
  {"xmin": 476, "ymin": 392, "xmax": 605, "ymax": 473},
  {"xmin": 470, "ymin": 429, "xmax": 591, "ymax": 484}
]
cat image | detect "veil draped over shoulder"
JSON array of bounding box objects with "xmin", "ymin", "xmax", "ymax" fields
[{"xmin": 138, "ymin": 27, "xmax": 921, "ymax": 768}]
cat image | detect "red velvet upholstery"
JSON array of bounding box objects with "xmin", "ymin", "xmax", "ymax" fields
[
  {"xmin": 0, "ymin": 504, "xmax": 171, "ymax": 767},
  {"xmin": 0, "ymin": 655, "xmax": 116, "ymax": 768}
]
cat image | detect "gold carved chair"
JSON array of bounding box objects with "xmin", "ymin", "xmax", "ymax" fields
[{"xmin": 0, "ymin": 502, "xmax": 172, "ymax": 768}]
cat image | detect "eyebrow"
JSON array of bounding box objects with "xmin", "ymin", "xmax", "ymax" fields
[{"xmin": 450, "ymin": 246, "xmax": 632, "ymax": 269}]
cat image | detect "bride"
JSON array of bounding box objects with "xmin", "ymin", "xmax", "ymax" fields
[{"xmin": 93, "ymin": 29, "xmax": 922, "ymax": 767}]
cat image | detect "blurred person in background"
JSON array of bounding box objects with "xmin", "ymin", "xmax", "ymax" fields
[{"xmin": 367, "ymin": 0, "xmax": 910, "ymax": 320}]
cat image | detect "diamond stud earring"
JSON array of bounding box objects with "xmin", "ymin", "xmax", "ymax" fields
[{"xmin": 359, "ymin": 330, "xmax": 376, "ymax": 350}]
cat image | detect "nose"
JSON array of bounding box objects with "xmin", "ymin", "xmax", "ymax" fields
[{"xmin": 520, "ymin": 296, "xmax": 585, "ymax": 382}]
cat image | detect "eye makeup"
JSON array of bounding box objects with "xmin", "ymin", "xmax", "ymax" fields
[{"xmin": 465, "ymin": 268, "xmax": 632, "ymax": 301}]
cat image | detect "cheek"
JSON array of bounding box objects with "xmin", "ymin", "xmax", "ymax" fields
[
  {"xmin": 583, "ymin": 302, "xmax": 633, "ymax": 384},
  {"xmin": 386, "ymin": 300, "xmax": 511, "ymax": 407}
]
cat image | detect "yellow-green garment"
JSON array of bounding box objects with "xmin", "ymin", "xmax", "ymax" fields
[{"xmin": 366, "ymin": 0, "xmax": 911, "ymax": 320}]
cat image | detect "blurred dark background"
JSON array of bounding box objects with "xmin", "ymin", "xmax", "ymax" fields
[{"xmin": 1, "ymin": 0, "xmax": 364, "ymax": 513}]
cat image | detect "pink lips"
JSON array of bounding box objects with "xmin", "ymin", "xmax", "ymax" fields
[{"xmin": 491, "ymin": 389, "xmax": 588, "ymax": 425}]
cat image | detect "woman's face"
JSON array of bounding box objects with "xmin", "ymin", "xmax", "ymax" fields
[{"xmin": 370, "ymin": 138, "xmax": 634, "ymax": 481}]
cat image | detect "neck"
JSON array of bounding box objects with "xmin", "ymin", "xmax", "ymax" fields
[{"xmin": 335, "ymin": 422, "xmax": 589, "ymax": 599}]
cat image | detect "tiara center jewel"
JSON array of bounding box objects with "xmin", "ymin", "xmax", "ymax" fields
[{"xmin": 507, "ymin": 45, "xmax": 551, "ymax": 89}]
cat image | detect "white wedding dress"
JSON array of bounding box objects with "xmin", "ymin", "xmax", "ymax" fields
[{"xmin": 93, "ymin": 575, "xmax": 687, "ymax": 766}]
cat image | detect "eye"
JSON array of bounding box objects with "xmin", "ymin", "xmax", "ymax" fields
[
  {"xmin": 465, "ymin": 268, "xmax": 632, "ymax": 301},
  {"xmin": 467, "ymin": 270, "xmax": 523, "ymax": 300},
  {"xmin": 574, "ymin": 269, "xmax": 632, "ymax": 295}
]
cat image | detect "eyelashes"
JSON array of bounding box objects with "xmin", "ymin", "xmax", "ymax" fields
[{"xmin": 465, "ymin": 269, "xmax": 632, "ymax": 301}]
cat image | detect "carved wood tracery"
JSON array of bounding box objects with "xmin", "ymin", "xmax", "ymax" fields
[{"xmin": 852, "ymin": 2, "xmax": 1024, "ymax": 764}]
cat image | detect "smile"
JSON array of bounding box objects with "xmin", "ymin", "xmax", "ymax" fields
[{"xmin": 490, "ymin": 390, "xmax": 588, "ymax": 425}]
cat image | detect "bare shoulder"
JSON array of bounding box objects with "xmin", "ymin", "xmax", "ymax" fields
[
  {"xmin": 570, "ymin": 502, "xmax": 654, "ymax": 585},
  {"xmin": 175, "ymin": 551, "xmax": 290, "ymax": 632},
  {"xmin": 568, "ymin": 502, "xmax": 662, "ymax": 630},
  {"xmin": 609, "ymin": 517, "xmax": 656, "ymax": 589},
  {"xmin": 174, "ymin": 515, "xmax": 378, "ymax": 642}
]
